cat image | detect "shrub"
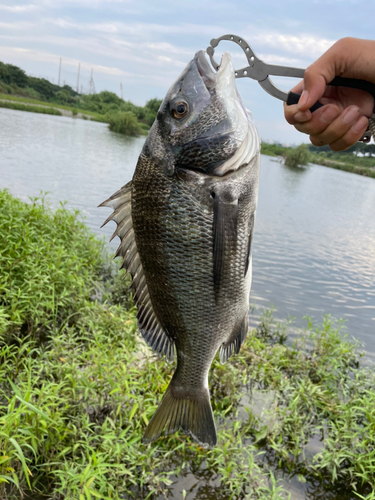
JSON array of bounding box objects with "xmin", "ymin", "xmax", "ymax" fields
[
  {"xmin": 106, "ymin": 110, "xmax": 143, "ymax": 136},
  {"xmin": 284, "ymin": 144, "xmax": 311, "ymax": 167}
]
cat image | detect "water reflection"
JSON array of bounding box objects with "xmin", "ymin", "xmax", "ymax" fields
[
  {"xmin": 1, "ymin": 107, "xmax": 375, "ymax": 357},
  {"xmin": 1, "ymin": 108, "xmax": 375, "ymax": 500}
]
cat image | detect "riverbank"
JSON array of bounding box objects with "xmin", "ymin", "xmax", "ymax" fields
[
  {"xmin": 0, "ymin": 93, "xmax": 155, "ymax": 135},
  {"xmin": 0, "ymin": 60, "xmax": 161, "ymax": 135},
  {"xmin": 261, "ymin": 142, "xmax": 375, "ymax": 178},
  {"xmin": 1, "ymin": 189, "xmax": 375, "ymax": 499},
  {"xmin": 0, "ymin": 93, "xmax": 107, "ymax": 121}
]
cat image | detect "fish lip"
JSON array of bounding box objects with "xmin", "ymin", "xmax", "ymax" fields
[
  {"xmin": 195, "ymin": 50, "xmax": 217, "ymax": 90},
  {"xmin": 194, "ymin": 50, "xmax": 231, "ymax": 90}
]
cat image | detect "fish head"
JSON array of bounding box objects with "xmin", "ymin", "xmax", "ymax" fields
[{"xmin": 145, "ymin": 49, "xmax": 260, "ymax": 177}]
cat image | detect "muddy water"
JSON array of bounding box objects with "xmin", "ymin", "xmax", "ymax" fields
[{"xmin": 1, "ymin": 108, "xmax": 375, "ymax": 499}]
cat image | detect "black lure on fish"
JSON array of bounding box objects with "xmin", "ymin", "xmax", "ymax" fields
[{"xmin": 100, "ymin": 49, "xmax": 260, "ymax": 447}]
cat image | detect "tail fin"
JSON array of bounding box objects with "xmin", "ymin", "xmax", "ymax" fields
[{"xmin": 143, "ymin": 378, "xmax": 217, "ymax": 447}]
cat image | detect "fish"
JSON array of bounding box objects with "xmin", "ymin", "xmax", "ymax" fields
[{"xmin": 100, "ymin": 49, "xmax": 260, "ymax": 447}]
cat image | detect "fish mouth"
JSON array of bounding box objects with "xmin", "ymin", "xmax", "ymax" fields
[
  {"xmin": 194, "ymin": 50, "xmax": 260, "ymax": 177},
  {"xmin": 194, "ymin": 49, "xmax": 232, "ymax": 90}
]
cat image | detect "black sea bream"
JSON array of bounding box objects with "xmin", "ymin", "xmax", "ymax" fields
[{"xmin": 101, "ymin": 50, "xmax": 260, "ymax": 447}]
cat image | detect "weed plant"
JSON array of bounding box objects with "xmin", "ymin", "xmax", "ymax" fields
[{"xmin": 1, "ymin": 189, "xmax": 375, "ymax": 499}]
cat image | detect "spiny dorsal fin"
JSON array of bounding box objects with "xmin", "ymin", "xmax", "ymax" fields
[{"xmin": 100, "ymin": 181, "xmax": 175, "ymax": 362}]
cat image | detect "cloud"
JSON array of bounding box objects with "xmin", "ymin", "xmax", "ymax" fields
[
  {"xmin": 251, "ymin": 31, "xmax": 335, "ymax": 58},
  {"xmin": 0, "ymin": 46, "xmax": 133, "ymax": 77},
  {"xmin": 0, "ymin": 31, "xmax": 190, "ymax": 72},
  {"xmin": 0, "ymin": 21, "xmax": 33, "ymax": 30},
  {"xmin": 34, "ymin": 0, "xmax": 139, "ymax": 10},
  {"xmin": 0, "ymin": 4, "xmax": 39, "ymax": 13},
  {"xmin": 46, "ymin": 18, "xmax": 223, "ymax": 39}
]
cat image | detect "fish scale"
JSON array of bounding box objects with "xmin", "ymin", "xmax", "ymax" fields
[{"xmin": 101, "ymin": 49, "xmax": 260, "ymax": 446}]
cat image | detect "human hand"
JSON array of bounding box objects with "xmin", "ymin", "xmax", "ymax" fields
[{"xmin": 284, "ymin": 37, "xmax": 375, "ymax": 150}]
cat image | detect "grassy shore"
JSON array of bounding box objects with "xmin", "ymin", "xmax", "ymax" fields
[
  {"xmin": 0, "ymin": 99, "xmax": 63, "ymax": 116},
  {"xmin": 261, "ymin": 142, "xmax": 375, "ymax": 178},
  {"xmin": 0, "ymin": 93, "xmax": 105, "ymax": 120},
  {"xmin": 1, "ymin": 190, "xmax": 375, "ymax": 499}
]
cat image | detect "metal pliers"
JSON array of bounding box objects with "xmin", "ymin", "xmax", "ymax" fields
[{"xmin": 207, "ymin": 34, "xmax": 375, "ymax": 143}]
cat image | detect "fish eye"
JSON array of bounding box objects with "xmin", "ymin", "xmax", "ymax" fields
[{"xmin": 172, "ymin": 100, "xmax": 189, "ymax": 119}]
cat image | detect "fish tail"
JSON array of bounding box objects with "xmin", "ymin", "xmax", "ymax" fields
[{"xmin": 143, "ymin": 377, "xmax": 217, "ymax": 447}]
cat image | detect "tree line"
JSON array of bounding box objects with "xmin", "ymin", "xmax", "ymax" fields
[{"xmin": 0, "ymin": 60, "xmax": 162, "ymax": 128}]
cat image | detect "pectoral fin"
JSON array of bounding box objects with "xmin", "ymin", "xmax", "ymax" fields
[{"xmin": 212, "ymin": 193, "xmax": 238, "ymax": 297}]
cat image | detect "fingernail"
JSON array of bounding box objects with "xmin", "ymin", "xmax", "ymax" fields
[
  {"xmin": 297, "ymin": 90, "xmax": 309, "ymax": 109},
  {"xmin": 294, "ymin": 111, "xmax": 310, "ymax": 122},
  {"xmin": 343, "ymin": 106, "xmax": 360, "ymax": 124},
  {"xmin": 320, "ymin": 106, "xmax": 339, "ymax": 124},
  {"xmin": 352, "ymin": 116, "xmax": 368, "ymax": 134}
]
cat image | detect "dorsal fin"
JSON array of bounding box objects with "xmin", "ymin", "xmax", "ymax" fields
[{"xmin": 100, "ymin": 182, "xmax": 175, "ymax": 362}]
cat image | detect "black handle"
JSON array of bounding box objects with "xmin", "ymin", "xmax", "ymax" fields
[
  {"xmin": 287, "ymin": 91, "xmax": 323, "ymax": 112},
  {"xmin": 286, "ymin": 76, "xmax": 375, "ymax": 112}
]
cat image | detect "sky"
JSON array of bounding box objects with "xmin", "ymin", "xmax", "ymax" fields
[{"xmin": 0, "ymin": 0, "xmax": 374, "ymax": 144}]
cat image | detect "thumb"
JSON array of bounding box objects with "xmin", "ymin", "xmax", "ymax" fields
[
  {"xmin": 297, "ymin": 42, "xmax": 342, "ymax": 112},
  {"xmin": 297, "ymin": 63, "xmax": 333, "ymax": 112}
]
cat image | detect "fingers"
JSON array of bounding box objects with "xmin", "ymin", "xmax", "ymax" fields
[
  {"xmin": 284, "ymin": 102, "xmax": 338, "ymax": 130},
  {"xmin": 308, "ymin": 106, "xmax": 369, "ymax": 150},
  {"xmin": 284, "ymin": 101, "xmax": 369, "ymax": 150},
  {"xmin": 284, "ymin": 37, "xmax": 375, "ymax": 151},
  {"xmin": 314, "ymin": 114, "xmax": 369, "ymax": 151}
]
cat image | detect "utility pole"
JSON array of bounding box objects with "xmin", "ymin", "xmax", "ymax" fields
[
  {"xmin": 58, "ymin": 57, "xmax": 61, "ymax": 86},
  {"xmin": 89, "ymin": 68, "xmax": 93, "ymax": 94},
  {"xmin": 120, "ymin": 82, "xmax": 123, "ymax": 100},
  {"xmin": 76, "ymin": 63, "xmax": 80, "ymax": 93}
]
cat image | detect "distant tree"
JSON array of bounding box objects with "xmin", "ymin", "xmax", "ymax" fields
[
  {"xmin": 53, "ymin": 89, "xmax": 71, "ymax": 104},
  {"xmin": 28, "ymin": 77, "xmax": 55, "ymax": 100},
  {"xmin": 62, "ymin": 84, "xmax": 78, "ymax": 96},
  {"xmin": 145, "ymin": 98, "xmax": 162, "ymax": 114},
  {"xmin": 97, "ymin": 91, "xmax": 122, "ymax": 105},
  {"xmin": 0, "ymin": 62, "xmax": 10, "ymax": 83},
  {"xmin": 4, "ymin": 63, "xmax": 28, "ymax": 87}
]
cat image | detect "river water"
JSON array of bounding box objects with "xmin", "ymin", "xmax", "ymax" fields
[
  {"xmin": 1, "ymin": 108, "xmax": 375, "ymax": 498},
  {"xmin": 2, "ymin": 108, "xmax": 374, "ymax": 356}
]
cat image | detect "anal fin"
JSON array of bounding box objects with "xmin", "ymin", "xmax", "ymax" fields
[{"xmin": 220, "ymin": 314, "xmax": 249, "ymax": 364}]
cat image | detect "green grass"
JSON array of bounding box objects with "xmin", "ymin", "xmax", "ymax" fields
[
  {"xmin": 0, "ymin": 100, "xmax": 63, "ymax": 116},
  {"xmin": 0, "ymin": 93, "xmax": 105, "ymax": 120},
  {"xmin": 314, "ymin": 157, "xmax": 375, "ymax": 178},
  {"xmin": 261, "ymin": 142, "xmax": 375, "ymax": 178},
  {"xmin": 1, "ymin": 189, "xmax": 375, "ymax": 499}
]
